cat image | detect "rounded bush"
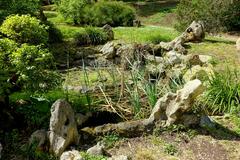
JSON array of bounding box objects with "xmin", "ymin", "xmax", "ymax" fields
[
  {"xmin": 10, "ymin": 44, "xmax": 60, "ymax": 91},
  {"xmin": 11, "ymin": 44, "xmax": 54, "ymax": 70},
  {"xmin": 0, "ymin": 15, "xmax": 49, "ymax": 44},
  {"xmin": 89, "ymin": 1, "xmax": 136, "ymax": 27}
]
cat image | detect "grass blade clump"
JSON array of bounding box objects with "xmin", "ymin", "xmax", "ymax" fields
[{"xmin": 204, "ymin": 68, "xmax": 240, "ymax": 114}]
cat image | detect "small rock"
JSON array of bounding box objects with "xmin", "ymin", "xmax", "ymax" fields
[
  {"xmin": 60, "ymin": 150, "xmax": 83, "ymax": 160},
  {"xmin": 145, "ymin": 55, "xmax": 164, "ymax": 64},
  {"xmin": 200, "ymin": 116, "xmax": 215, "ymax": 128},
  {"xmin": 102, "ymin": 24, "xmax": 114, "ymax": 41},
  {"xmin": 87, "ymin": 142, "xmax": 105, "ymax": 156},
  {"xmin": 100, "ymin": 42, "xmax": 117, "ymax": 59},
  {"xmin": 49, "ymin": 99, "xmax": 79, "ymax": 157},
  {"xmin": 133, "ymin": 20, "xmax": 141, "ymax": 27},
  {"xmin": 183, "ymin": 65, "xmax": 213, "ymax": 82},
  {"xmin": 29, "ymin": 129, "xmax": 48, "ymax": 151},
  {"xmin": 185, "ymin": 54, "xmax": 213, "ymax": 66},
  {"xmin": 198, "ymin": 55, "xmax": 213, "ymax": 64},
  {"xmin": 75, "ymin": 112, "xmax": 92, "ymax": 126},
  {"xmin": 108, "ymin": 155, "xmax": 129, "ymax": 160},
  {"xmin": 145, "ymin": 63, "xmax": 166, "ymax": 81},
  {"xmin": 165, "ymin": 50, "xmax": 183, "ymax": 65}
]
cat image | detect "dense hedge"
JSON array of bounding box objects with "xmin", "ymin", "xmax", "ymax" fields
[{"xmin": 175, "ymin": 0, "xmax": 240, "ymax": 32}]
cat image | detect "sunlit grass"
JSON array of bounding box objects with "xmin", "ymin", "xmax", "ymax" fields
[{"xmin": 113, "ymin": 26, "xmax": 179, "ymax": 43}]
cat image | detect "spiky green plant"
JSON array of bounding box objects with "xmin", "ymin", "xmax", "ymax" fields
[{"xmin": 204, "ymin": 68, "xmax": 240, "ymax": 114}]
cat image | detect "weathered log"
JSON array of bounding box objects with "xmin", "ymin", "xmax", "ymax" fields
[
  {"xmin": 160, "ymin": 21, "xmax": 205, "ymax": 54},
  {"xmin": 80, "ymin": 119, "xmax": 154, "ymax": 139}
]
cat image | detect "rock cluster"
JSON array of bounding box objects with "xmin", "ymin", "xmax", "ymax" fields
[{"xmin": 28, "ymin": 21, "xmax": 211, "ymax": 159}]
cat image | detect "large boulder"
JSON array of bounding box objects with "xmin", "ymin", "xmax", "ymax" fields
[
  {"xmin": 148, "ymin": 79, "xmax": 205, "ymax": 126},
  {"xmin": 237, "ymin": 38, "xmax": 240, "ymax": 51},
  {"xmin": 60, "ymin": 150, "xmax": 83, "ymax": 160},
  {"xmin": 49, "ymin": 99, "xmax": 79, "ymax": 157}
]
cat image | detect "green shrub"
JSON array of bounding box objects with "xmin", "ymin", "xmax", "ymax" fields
[
  {"xmin": 57, "ymin": 0, "xmax": 136, "ymax": 26},
  {"xmin": 57, "ymin": 0, "xmax": 90, "ymax": 24},
  {"xmin": 204, "ymin": 68, "xmax": 240, "ymax": 114},
  {"xmin": 175, "ymin": 0, "xmax": 240, "ymax": 32},
  {"xmin": 0, "ymin": 15, "xmax": 49, "ymax": 45},
  {"xmin": 0, "ymin": 38, "xmax": 18, "ymax": 68},
  {"xmin": 89, "ymin": 1, "xmax": 136, "ymax": 27},
  {"xmin": 0, "ymin": 0, "xmax": 40, "ymax": 23},
  {"xmin": 75, "ymin": 27, "xmax": 108, "ymax": 45},
  {"xmin": 11, "ymin": 44, "xmax": 61, "ymax": 91}
]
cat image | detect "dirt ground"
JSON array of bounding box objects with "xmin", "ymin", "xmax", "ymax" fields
[{"xmin": 107, "ymin": 116, "xmax": 240, "ymax": 160}]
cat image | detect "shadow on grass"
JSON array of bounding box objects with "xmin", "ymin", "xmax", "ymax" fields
[
  {"xmin": 204, "ymin": 39, "xmax": 236, "ymax": 45},
  {"xmin": 129, "ymin": 0, "xmax": 178, "ymax": 17},
  {"xmin": 199, "ymin": 122, "xmax": 240, "ymax": 141}
]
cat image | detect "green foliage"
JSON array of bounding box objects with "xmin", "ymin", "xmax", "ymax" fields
[
  {"xmin": 10, "ymin": 44, "xmax": 61, "ymax": 91},
  {"xmin": 57, "ymin": 0, "xmax": 90, "ymax": 24},
  {"xmin": 175, "ymin": 0, "xmax": 240, "ymax": 32},
  {"xmin": 75, "ymin": 27, "xmax": 108, "ymax": 45},
  {"xmin": 57, "ymin": 0, "xmax": 136, "ymax": 26},
  {"xmin": 0, "ymin": 38, "xmax": 18, "ymax": 68},
  {"xmin": 101, "ymin": 134, "xmax": 121, "ymax": 149},
  {"xmin": 21, "ymin": 141, "xmax": 57, "ymax": 160},
  {"xmin": 81, "ymin": 152, "xmax": 107, "ymax": 160},
  {"xmin": 204, "ymin": 68, "xmax": 240, "ymax": 114},
  {"xmin": 0, "ymin": 38, "xmax": 18, "ymax": 95},
  {"xmin": 0, "ymin": 0, "xmax": 40, "ymax": 23},
  {"xmin": 164, "ymin": 143, "xmax": 178, "ymax": 155},
  {"xmin": 0, "ymin": 15, "xmax": 49, "ymax": 45},
  {"xmin": 88, "ymin": 1, "xmax": 136, "ymax": 27},
  {"xmin": 45, "ymin": 21, "xmax": 63, "ymax": 43}
]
